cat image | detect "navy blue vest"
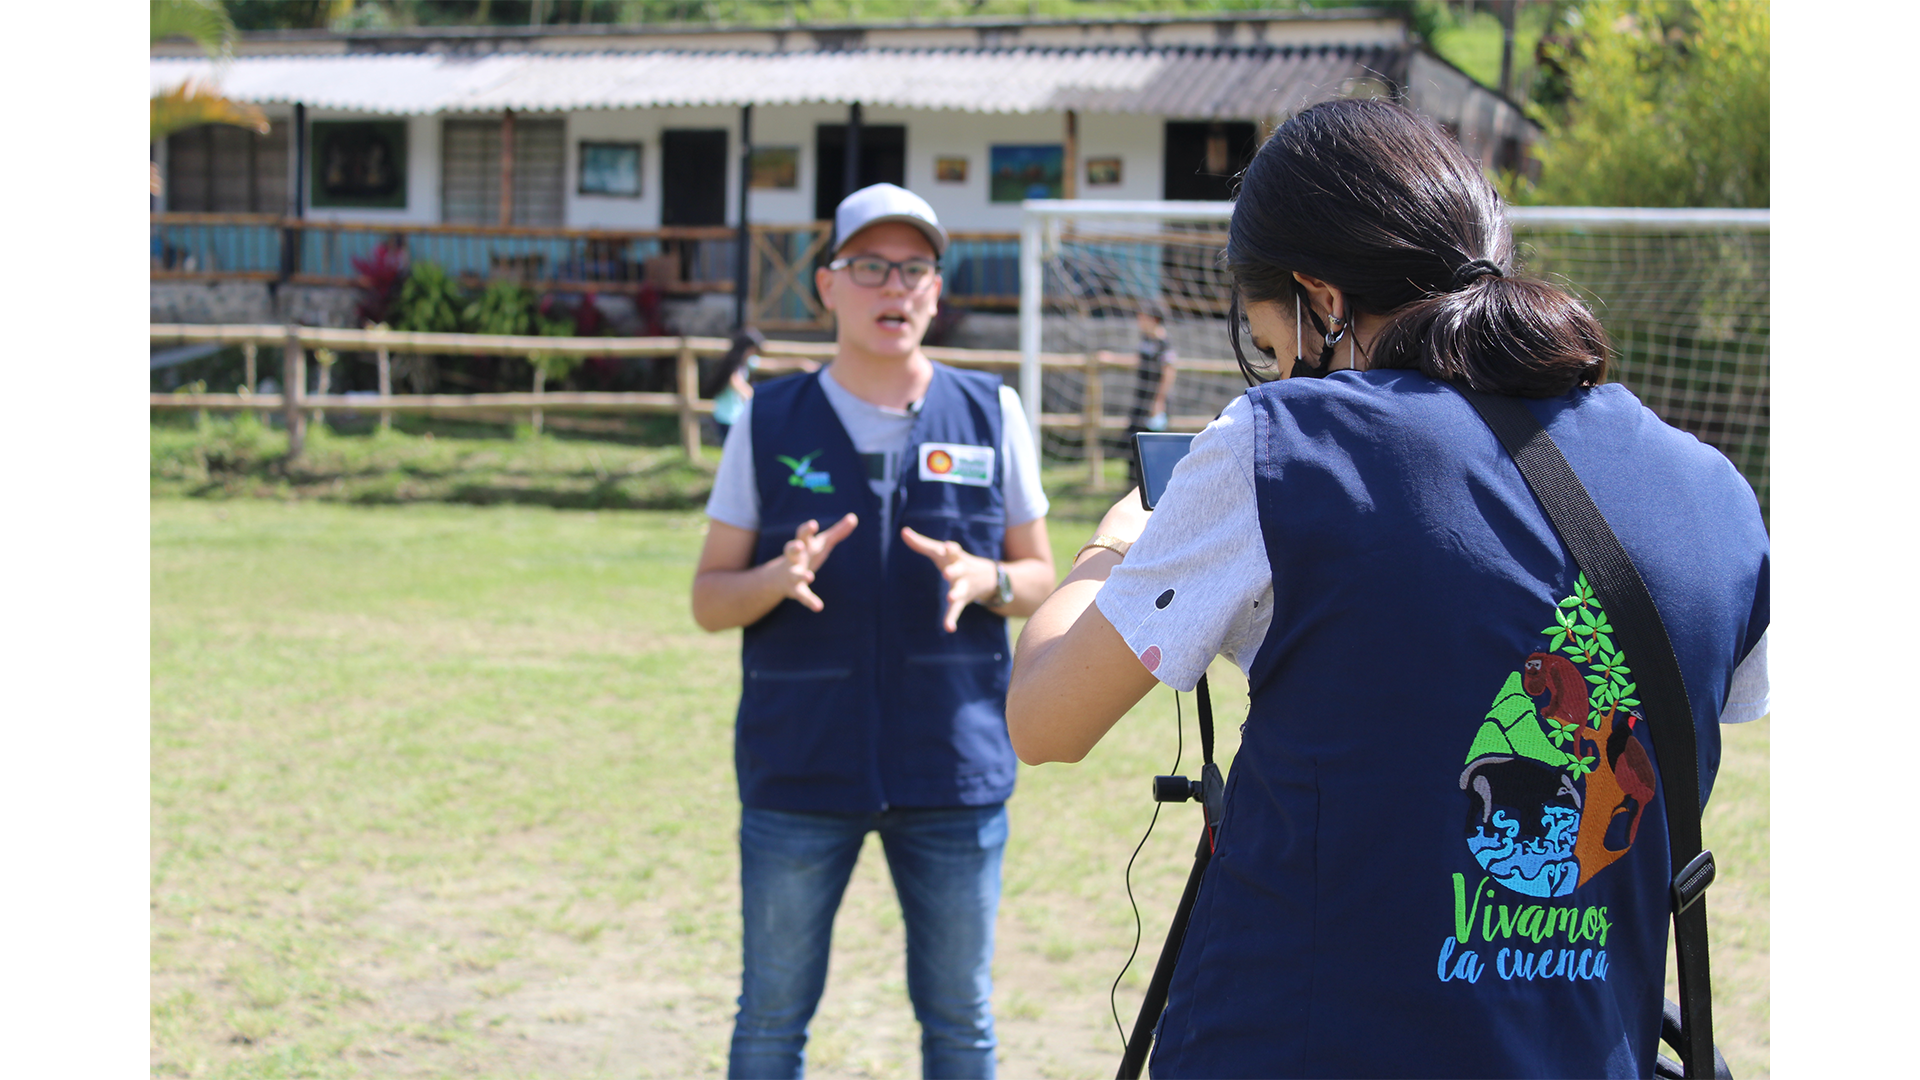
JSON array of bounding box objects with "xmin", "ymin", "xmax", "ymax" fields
[
  {"xmin": 1150, "ymin": 372, "xmax": 1768, "ymax": 1078},
  {"xmin": 737, "ymin": 363, "xmax": 1016, "ymax": 813}
]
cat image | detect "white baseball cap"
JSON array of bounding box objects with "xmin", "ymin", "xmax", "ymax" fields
[{"xmin": 832, "ymin": 183, "xmax": 948, "ymax": 257}]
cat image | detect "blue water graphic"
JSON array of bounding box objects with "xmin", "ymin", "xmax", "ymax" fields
[{"xmin": 1468, "ymin": 806, "xmax": 1579, "ymax": 897}]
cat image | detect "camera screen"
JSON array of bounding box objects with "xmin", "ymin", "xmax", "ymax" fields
[{"xmin": 1134, "ymin": 432, "xmax": 1197, "ymax": 511}]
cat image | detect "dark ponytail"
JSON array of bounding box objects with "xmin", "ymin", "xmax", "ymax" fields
[
  {"xmin": 702, "ymin": 327, "xmax": 765, "ymax": 399},
  {"xmin": 1226, "ymin": 99, "xmax": 1609, "ymax": 397}
]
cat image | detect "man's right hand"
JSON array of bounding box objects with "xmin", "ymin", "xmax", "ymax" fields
[{"xmin": 773, "ymin": 513, "xmax": 858, "ymax": 612}]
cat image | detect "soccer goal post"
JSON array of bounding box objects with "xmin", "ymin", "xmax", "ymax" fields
[{"xmin": 1017, "ymin": 201, "xmax": 1770, "ymax": 519}]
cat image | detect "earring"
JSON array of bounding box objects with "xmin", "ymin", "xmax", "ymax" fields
[{"xmin": 1324, "ymin": 310, "xmax": 1349, "ymax": 350}]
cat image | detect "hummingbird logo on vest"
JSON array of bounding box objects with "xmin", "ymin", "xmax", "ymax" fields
[{"xmin": 777, "ymin": 452, "xmax": 836, "ymax": 494}]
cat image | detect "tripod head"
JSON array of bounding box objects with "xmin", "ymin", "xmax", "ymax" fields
[{"xmin": 1153, "ymin": 762, "xmax": 1225, "ymax": 849}]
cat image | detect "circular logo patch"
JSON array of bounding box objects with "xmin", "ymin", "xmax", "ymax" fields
[{"xmin": 926, "ymin": 449, "xmax": 954, "ymax": 474}]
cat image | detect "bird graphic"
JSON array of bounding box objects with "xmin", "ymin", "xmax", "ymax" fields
[{"xmin": 1523, "ymin": 652, "xmax": 1655, "ymax": 887}]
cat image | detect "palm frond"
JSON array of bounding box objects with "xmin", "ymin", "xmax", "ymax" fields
[
  {"xmin": 151, "ymin": 78, "xmax": 270, "ymax": 142},
  {"xmin": 151, "ymin": 0, "xmax": 236, "ymax": 56}
]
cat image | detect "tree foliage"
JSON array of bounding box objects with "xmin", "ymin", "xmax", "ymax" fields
[
  {"xmin": 229, "ymin": 0, "xmax": 1420, "ymax": 33},
  {"xmin": 1516, "ymin": 0, "xmax": 1768, "ymax": 208},
  {"xmin": 152, "ymin": 1, "xmax": 272, "ymax": 142},
  {"xmin": 152, "ymin": 0, "xmax": 237, "ymax": 53}
]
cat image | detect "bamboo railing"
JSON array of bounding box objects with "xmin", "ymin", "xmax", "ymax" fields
[{"xmin": 153, "ymin": 325, "xmax": 1207, "ymax": 467}]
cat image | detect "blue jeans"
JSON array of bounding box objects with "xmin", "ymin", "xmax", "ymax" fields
[{"xmin": 729, "ymin": 803, "xmax": 1007, "ymax": 1079}]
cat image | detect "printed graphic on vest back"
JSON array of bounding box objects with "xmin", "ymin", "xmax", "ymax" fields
[
  {"xmin": 1436, "ymin": 575, "xmax": 1646, "ymax": 986},
  {"xmin": 1461, "ymin": 574, "xmax": 1656, "ymax": 898}
]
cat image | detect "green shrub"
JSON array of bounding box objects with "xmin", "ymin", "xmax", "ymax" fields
[{"xmin": 392, "ymin": 262, "xmax": 465, "ymax": 333}]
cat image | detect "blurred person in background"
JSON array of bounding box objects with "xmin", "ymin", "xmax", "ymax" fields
[{"xmin": 705, "ymin": 328, "xmax": 766, "ymax": 444}]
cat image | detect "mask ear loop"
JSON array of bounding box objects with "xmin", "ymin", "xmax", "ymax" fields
[{"xmin": 1294, "ymin": 291, "xmax": 1303, "ymax": 370}]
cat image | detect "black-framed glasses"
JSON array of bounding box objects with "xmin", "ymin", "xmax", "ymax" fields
[{"xmin": 827, "ymin": 255, "xmax": 939, "ymax": 289}]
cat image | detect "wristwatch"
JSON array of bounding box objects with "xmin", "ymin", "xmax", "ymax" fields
[{"xmin": 990, "ymin": 562, "xmax": 1014, "ymax": 608}]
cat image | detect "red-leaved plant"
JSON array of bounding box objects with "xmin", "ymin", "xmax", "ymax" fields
[{"xmin": 353, "ymin": 240, "xmax": 409, "ymax": 327}]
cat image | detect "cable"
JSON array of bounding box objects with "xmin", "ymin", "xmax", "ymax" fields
[{"xmin": 1110, "ymin": 687, "xmax": 1185, "ymax": 1051}]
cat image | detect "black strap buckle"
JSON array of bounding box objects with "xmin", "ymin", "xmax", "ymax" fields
[{"xmin": 1672, "ymin": 850, "xmax": 1716, "ymax": 915}]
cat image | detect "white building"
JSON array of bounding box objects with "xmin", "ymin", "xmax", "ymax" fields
[{"xmin": 151, "ymin": 7, "xmax": 1536, "ymax": 331}]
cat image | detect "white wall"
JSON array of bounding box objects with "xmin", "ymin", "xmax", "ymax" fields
[
  {"xmin": 567, "ymin": 105, "xmax": 744, "ymax": 228},
  {"xmin": 739, "ymin": 103, "xmax": 846, "ymax": 227},
  {"xmin": 169, "ymin": 104, "xmax": 1193, "ymax": 230},
  {"xmin": 726, "ymin": 105, "xmax": 1167, "ymax": 232}
]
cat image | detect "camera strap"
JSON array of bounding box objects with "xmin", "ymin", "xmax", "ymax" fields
[
  {"xmin": 1454, "ymin": 387, "xmax": 1729, "ymax": 1079},
  {"xmin": 1194, "ymin": 673, "xmax": 1225, "ymax": 853}
]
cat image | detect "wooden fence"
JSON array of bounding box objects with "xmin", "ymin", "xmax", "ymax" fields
[{"xmin": 150, "ymin": 324, "xmax": 1239, "ymax": 483}]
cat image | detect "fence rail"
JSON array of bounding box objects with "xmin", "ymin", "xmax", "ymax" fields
[{"xmin": 150, "ymin": 324, "xmax": 1166, "ymax": 462}]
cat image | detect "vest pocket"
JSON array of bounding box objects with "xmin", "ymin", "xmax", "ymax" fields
[
  {"xmin": 903, "ymin": 652, "xmax": 1005, "ymax": 665},
  {"xmin": 748, "ymin": 667, "xmax": 854, "ymax": 681},
  {"xmin": 738, "ymin": 666, "xmax": 865, "ymax": 801}
]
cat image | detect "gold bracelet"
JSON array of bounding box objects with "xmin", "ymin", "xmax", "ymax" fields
[{"xmin": 1074, "ymin": 534, "xmax": 1133, "ymax": 564}]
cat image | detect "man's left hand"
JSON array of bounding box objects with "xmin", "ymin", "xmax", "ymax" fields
[{"xmin": 900, "ymin": 527, "xmax": 998, "ymax": 633}]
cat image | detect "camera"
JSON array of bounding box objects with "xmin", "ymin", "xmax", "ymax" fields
[{"xmin": 1132, "ymin": 432, "xmax": 1196, "ymax": 510}]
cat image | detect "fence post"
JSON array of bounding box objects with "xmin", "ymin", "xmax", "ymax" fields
[
  {"xmin": 243, "ymin": 342, "xmax": 257, "ymax": 395},
  {"xmin": 1083, "ymin": 349, "xmax": 1105, "ymax": 491},
  {"xmin": 374, "ymin": 336, "xmax": 392, "ymax": 431},
  {"xmin": 677, "ymin": 338, "xmax": 702, "ymax": 461},
  {"xmin": 283, "ymin": 325, "xmax": 307, "ymax": 459}
]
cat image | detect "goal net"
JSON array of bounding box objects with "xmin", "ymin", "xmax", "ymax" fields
[{"xmin": 1017, "ymin": 202, "xmax": 1771, "ymax": 519}]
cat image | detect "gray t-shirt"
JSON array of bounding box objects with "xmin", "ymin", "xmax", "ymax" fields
[
  {"xmin": 1095, "ymin": 394, "xmax": 1769, "ymax": 721},
  {"xmin": 704, "ymin": 365, "xmax": 1050, "ymax": 545}
]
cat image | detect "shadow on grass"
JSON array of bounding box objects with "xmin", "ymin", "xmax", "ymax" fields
[{"xmin": 154, "ymin": 416, "xmax": 718, "ymax": 512}]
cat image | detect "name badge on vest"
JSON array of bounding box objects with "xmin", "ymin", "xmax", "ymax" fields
[{"xmin": 917, "ymin": 442, "xmax": 995, "ymax": 487}]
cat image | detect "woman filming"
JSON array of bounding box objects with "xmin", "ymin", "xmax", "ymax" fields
[{"xmin": 1006, "ymin": 100, "xmax": 1767, "ymax": 1078}]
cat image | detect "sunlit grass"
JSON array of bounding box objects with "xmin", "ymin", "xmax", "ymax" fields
[{"xmin": 151, "ymin": 495, "xmax": 1766, "ymax": 1077}]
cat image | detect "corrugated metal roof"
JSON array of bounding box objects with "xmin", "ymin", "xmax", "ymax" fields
[{"xmin": 150, "ymin": 45, "xmax": 1409, "ymax": 118}]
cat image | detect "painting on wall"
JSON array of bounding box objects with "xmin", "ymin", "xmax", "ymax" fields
[
  {"xmin": 749, "ymin": 146, "xmax": 800, "ymax": 189},
  {"xmin": 935, "ymin": 156, "xmax": 969, "ymax": 183},
  {"xmin": 989, "ymin": 144, "xmax": 1063, "ymax": 203},
  {"xmin": 579, "ymin": 142, "xmax": 643, "ymax": 197},
  {"xmin": 310, "ymin": 121, "xmax": 408, "ymax": 209},
  {"xmin": 1086, "ymin": 156, "xmax": 1123, "ymax": 187}
]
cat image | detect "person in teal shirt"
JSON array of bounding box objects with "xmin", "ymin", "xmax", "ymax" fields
[{"xmin": 707, "ymin": 328, "xmax": 765, "ymax": 442}]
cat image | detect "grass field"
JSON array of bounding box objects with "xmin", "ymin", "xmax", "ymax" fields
[{"xmin": 151, "ymin": 437, "xmax": 1768, "ymax": 1078}]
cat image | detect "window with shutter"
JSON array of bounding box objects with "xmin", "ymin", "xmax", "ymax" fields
[
  {"xmin": 441, "ymin": 118, "xmax": 564, "ymax": 226},
  {"xmin": 164, "ymin": 124, "xmax": 289, "ymax": 213}
]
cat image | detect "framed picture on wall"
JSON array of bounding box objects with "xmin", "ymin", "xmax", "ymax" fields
[
  {"xmin": 935, "ymin": 156, "xmax": 969, "ymax": 183},
  {"xmin": 1086, "ymin": 156, "xmax": 1123, "ymax": 186},
  {"xmin": 749, "ymin": 146, "xmax": 800, "ymax": 189},
  {"xmin": 579, "ymin": 141, "xmax": 643, "ymax": 197},
  {"xmin": 310, "ymin": 121, "xmax": 408, "ymax": 209},
  {"xmin": 989, "ymin": 145, "xmax": 1063, "ymax": 203}
]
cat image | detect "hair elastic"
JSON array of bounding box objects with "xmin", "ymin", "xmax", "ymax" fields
[{"xmin": 1450, "ymin": 258, "xmax": 1505, "ymax": 291}]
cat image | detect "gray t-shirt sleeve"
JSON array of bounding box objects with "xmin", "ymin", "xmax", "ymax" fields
[
  {"xmin": 1719, "ymin": 629, "xmax": 1769, "ymax": 724},
  {"xmin": 999, "ymin": 384, "xmax": 1050, "ymax": 526},
  {"xmin": 1094, "ymin": 394, "xmax": 1273, "ymax": 693},
  {"xmin": 703, "ymin": 398, "xmax": 759, "ymax": 532}
]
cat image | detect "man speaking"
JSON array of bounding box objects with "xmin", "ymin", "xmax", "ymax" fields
[{"xmin": 691, "ymin": 183, "xmax": 1053, "ymax": 1079}]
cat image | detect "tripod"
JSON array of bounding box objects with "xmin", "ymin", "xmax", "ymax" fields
[{"xmin": 1117, "ymin": 674, "xmax": 1223, "ymax": 1080}]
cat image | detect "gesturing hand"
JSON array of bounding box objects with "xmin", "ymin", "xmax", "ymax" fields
[
  {"xmin": 777, "ymin": 513, "xmax": 858, "ymax": 612},
  {"xmin": 900, "ymin": 526, "xmax": 998, "ymax": 633}
]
